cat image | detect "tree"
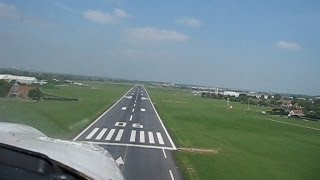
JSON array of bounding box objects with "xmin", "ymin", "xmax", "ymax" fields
[
  {"xmin": 28, "ymin": 88, "xmax": 43, "ymax": 100},
  {"xmin": 0, "ymin": 80, "xmax": 12, "ymax": 97},
  {"xmin": 314, "ymin": 99, "xmax": 320, "ymax": 107},
  {"xmin": 258, "ymin": 100, "xmax": 268, "ymax": 106},
  {"xmin": 238, "ymin": 94, "xmax": 248, "ymax": 103},
  {"xmin": 274, "ymin": 94, "xmax": 281, "ymax": 101}
]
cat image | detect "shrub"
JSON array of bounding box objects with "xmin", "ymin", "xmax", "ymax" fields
[
  {"xmin": 0, "ymin": 80, "xmax": 12, "ymax": 97},
  {"xmin": 28, "ymin": 88, "xmax": 43, "ymax": 100}
]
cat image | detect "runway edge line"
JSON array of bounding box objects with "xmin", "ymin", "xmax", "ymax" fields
[{"xmin": 143, "ymin": 86, "xmax": 177, "ymax": 150}]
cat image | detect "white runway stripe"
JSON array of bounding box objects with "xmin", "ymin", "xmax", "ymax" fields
[
  {"xmin": 140, "ymin": 131, "xmax": 145, "ymax": 143},
  {"xmin": 115, "ymin": 129, "xmax": 124, "ymax": 141},
  {"xmin": 85, "ymin": 128, "xmax": 99, "ymax": 139},
  {"xmin": 121, "ymin": 107, "xmax": 126, "ymax": 110},
  {"xmin": 130, "ymin": 130, "xmax": 136, "ymax": 142},
  {"xmin": 105, "ymin": 129, "xmax": 116, "ymax": 141},
  {"xmin": 95, "ymin": 128, "xmax": 107, "ymax": 140},
  {"xmin": 148, "ymin": 131, "xmax": 155, "ymax": 144},
  {"xmin": 129, "ymin": 115, "xmax": 133, "ymax": 121},
  {"xmin": 156, "ymin": 132, "xmax": 164, "ymax": 145}
]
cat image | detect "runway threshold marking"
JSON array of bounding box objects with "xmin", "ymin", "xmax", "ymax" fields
[
  {"xmin": 115, "ymin": 129, "xmax": 124, "ymax": 141},
  {"xmin": 140, "ymin": 131, "xmax": 145, "ymax": 143},
  {"xmin": 86, "ymin": 141, "xmax": 175, "ymax": 150},
  {"xmin": 85, "ymin": 128, "xmax": 99, "ymax": 139},
  {"xmin": 73, "ymin": 87, "xmax": 134, "ymax": 141},
  {"xmin": 95, "ymin": 128, "xmax": 107, "ymax": 140},
  {"xmin": 156, "ymin": 132, "xmax": 164, "ymax": 145},
  {"xmin": 105, "ymin": 129, "xmax": 116, "ymax": 140},
  {"xmin": 130, "ymin": 130, "xmax": 136, "ymax": 142},
  {"xmin": 148, "ymin": 131, "xmax": 155, "ymax": 144}
]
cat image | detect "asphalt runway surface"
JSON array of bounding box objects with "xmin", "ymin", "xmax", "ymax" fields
[{"xmin": 74, "ymin": 86, "xmax": 182, "ymax": 180}]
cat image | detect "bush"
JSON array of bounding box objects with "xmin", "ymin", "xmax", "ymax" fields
[
  {"xmin": 28, "ymin": 88, "xmax": 43, "ymax": 100},
  {"xmin": 0, "ymin": 80, "xmax": 12, "ymax": 97}
]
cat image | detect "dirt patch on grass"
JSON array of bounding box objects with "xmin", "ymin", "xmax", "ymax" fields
[
  {"xmin": 178, "ymin": 147, "xmax": 219, "ymax": 155},
  {"xmin": 162, "ymin": 99, "xmax": 187, "ymax": 104}
]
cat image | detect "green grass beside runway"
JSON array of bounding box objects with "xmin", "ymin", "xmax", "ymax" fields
[
  {"xmin": 0, "ymin": 82, "xmax": 131, "ymax": 139},
  {"xmin": 147, "ymin": 86, "xmax": 320, "ymax": 180}
]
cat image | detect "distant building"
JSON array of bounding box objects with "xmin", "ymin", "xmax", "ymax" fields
[
  {"xmin": 288, "ymin": 110, "xmax": 305, "ymax": 118},
  {"xmin": 0, "ymin": 74, "xmax": 38, "ymax": 84},
  {"xmin": 38, "ymin": 80, "xmax": 48, "ymax": 85},
  {"xmin": 281, "ymin": 100, "xmax": 292, "ymax": 109},
  {"xmin": 223, "ymin": 91, "xmax": 240, "ymax": 97}
]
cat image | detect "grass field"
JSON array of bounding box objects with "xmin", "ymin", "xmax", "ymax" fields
[
  {"xmin": 147, "ymin": 86, "xmax": 320, "ymax": 180},
  {"xmin": 0, "ymin": 82, "xmax": 130, "ymax": 139}
]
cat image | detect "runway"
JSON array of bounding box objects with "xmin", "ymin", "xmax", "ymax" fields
[{"xmin": 74, "ymin": 86, "xmax": 182, "ymax": 180}]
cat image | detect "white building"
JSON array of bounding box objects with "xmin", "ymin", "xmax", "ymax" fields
[
  {"xmin": 223, "ymin": 91, "xmax": 240, "ymax": 97},
  {"xmin": 0, "ymin": 74, "xmax": 38, "ymax": 84}
]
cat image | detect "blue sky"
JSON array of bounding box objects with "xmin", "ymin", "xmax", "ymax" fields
[{"xmin": 0, "ymin": 0, "xmax": 319, "ymax": 95}]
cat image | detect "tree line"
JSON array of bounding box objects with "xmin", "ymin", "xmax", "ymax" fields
[{"xmin": 201, "ymin": 92, "xmax": 320, "ymax": 120}]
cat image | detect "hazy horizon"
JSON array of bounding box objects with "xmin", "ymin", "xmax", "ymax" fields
[{"xmin": 1, "ymin": 0, "xmax": 319, "ymax": 95}]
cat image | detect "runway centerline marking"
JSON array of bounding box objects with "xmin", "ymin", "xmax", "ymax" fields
[
  {"xmin": 95, "ymin": 128, "xmax": 107, "ymax": 140},
  {"xmin": 132, "ymin": 108, "xmax": 135, "ymax": 112},
  {"xmin": 162, "ymin": 149, "xmax": 167, "ymax": 158},
  {"xmin": 129, "ymin": 115, "xmax": 133, "ymax": 121},
  {"xmin": 85, "ymin": 128, "xmax": 99, "ymax": 139},
  {"xmin": 122, "ymin": 145, "xmax": 129, "ymax": 172}
]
